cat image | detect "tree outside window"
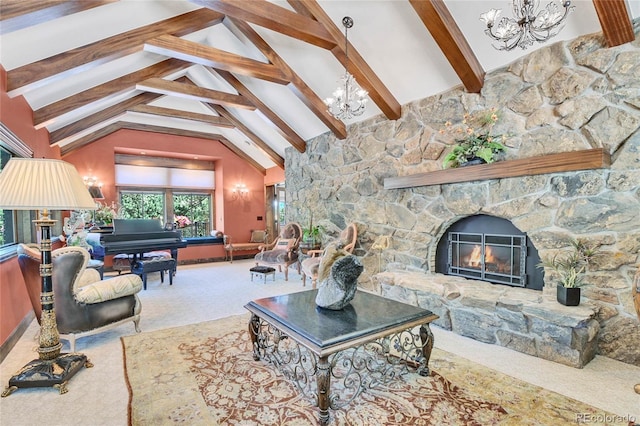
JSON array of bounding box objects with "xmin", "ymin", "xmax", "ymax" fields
[
  {"xmin": 120, "ymin": 191, "xmax": 164, "ymax": 222},
  {"xmin": 173, "ymin": 193, "xmax": 211, "ymax": 238}
]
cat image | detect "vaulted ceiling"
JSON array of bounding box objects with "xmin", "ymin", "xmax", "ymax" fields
[{"xmin": 1, "ymin": 0, "xmax": 637, "ymax": 174}]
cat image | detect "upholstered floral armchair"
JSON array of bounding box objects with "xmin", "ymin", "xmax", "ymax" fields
[
  {"xmin": 301, "ymin": 223, "xmax": 358, "ymax": 288},
  {"xmin": 17, "ymin": 244, "xmax": 143, "ymax": 351},
  {"xmin": 254, "ymin": 222, "xmax": 303, "ymax": 281}
]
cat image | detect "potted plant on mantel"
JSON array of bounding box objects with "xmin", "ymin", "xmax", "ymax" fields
[
  {"xmin": 538, "ymin": 239, "xmax": 601, "ymax": 306},
  {"xmin": 441, "ymin": 108, "xmax": 507, "ymax": 169}
]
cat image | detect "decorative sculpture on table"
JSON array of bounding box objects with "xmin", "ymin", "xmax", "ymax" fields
[
  {"xmin": 61, "ymin": 210, "xmax": 92, "ymax": 251},
  {"xmin": 315, "ymin": 243, "xmax": 364, "ymax": 310}
]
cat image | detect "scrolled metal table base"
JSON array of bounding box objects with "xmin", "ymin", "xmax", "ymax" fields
[{"xmin": 248, "ymin": 314, "xmax": 434, "ymax": 425}]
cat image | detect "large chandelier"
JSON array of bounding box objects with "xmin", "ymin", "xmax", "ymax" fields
[
  {"xmin": 480, "ymin": 0, "xmax": 574, "ymax": 51},
  {"xmin": 324, "ymin": 16, "xmax": 368, "ymax": 121}
]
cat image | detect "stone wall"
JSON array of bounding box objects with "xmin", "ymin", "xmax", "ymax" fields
[{"xmin": 285, "ymin": 25, "xmax": 640, "ymax": 365}]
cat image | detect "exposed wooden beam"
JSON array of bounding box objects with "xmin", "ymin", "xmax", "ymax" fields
[
  {"xmin": 7, "ymin": 9, "xmax": 224, "ymax": 95},
  {"xmin": 177, "ymin": 76, "xmax": 284, "ymax": 167},
  {"xmin": 49, "ymin": 92, "xmax": 163, "ymax": 144},
  {"xmin": 60, "ymin": 122, "xmax": 267, "ymax": 174},
  {"xmin": 58, "ymin": 122, "xmax": 121, "ymax": 155},
  {"xmin": 33, "ymin": 58, "xmax": 191, "ymax": 128},
  {"xmin": 591, "ymin": 0, "xmax": 635, "ymax": 47},
  {"xmin": 128, "ymin": 104, "xmax": 235, "ymax": 128},
  {"xmin": 409, "ymin": 0, "xmax": 485, "ymax": 93},
  {"xmin": 189, "ymin": 0, "xmax": 337, "ymax": 49},
  {"xmin": 208, "ymin": 104, "xmax": 284, "ymax": 168},
  {"xmin": 227, "ymin": 17, "xmax": 347, "ymax": 139},
  {"xmin": 0, "ymin": 0, "xmax": 116, "ymax": 35},
  {"xmin": 213, "ymin": 69, "xmax": 306, "ymax": 153},
  {"xmin": 120, "ymin": 124, "xmax": 267, "ymax": 173},
  {"xmin": 136, "ymin": 78, "xmax": 256, "ymax": 110},
  {"xmin": 289, "ymin": 0, "xmax": 401, "ymax": 120},
  {"xmin": 144, "ymin": 34, "xmax": 289, "ymax": 84}
]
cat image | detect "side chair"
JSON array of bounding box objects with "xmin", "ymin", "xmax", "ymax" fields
[
  {"xmin": 254, "ymin": 222, "xmax": 303, "ymax": 281},
  {"xmin": 301, "ymin": 223, "xmax": 358, "ymax": 289}
]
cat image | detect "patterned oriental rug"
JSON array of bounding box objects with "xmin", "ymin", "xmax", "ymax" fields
[{"xmin": 122, "ymin": 315, "xmax": 617, "ymax": 426}]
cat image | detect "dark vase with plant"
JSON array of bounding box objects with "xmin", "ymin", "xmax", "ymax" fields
[
  {"xmin": 537, "ymin": 239, "xmax": 600, "ymax": 306},
  {"xmin": 441, "ymin": 108, "xmax": 507, "ymax": 169}
]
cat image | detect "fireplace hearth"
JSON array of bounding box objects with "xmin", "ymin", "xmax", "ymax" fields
[{"xmin": 435, "ymin": 215, "xmax": 543, "ymax": 290}]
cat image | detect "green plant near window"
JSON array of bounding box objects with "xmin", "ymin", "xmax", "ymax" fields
[
  {"xmin": 441, "ymin": 108, "xmax": 507, "ymax": 169},
  {"xmin": 537, "ymin": 239, "xmax": 600, "ymax": 288}
]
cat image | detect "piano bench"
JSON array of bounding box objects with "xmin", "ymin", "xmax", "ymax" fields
[
  {"xmin": 113, "ymin": 251, "xmax": 172, "ymax": 274},
  {"xmin": 132, "ymin": 258, "xmax": 176, "ymax": 290}
]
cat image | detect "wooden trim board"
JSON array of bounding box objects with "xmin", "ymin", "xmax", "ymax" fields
[{"xmin": 384, "ymin": 148, "xmax": 611, "ymax": 189}]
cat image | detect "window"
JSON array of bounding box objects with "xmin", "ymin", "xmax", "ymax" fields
[
  {"xmin": 119, "ymin": 191, "xmax": 164, "ymax": 221},
  {"xmin": 114, "ymin": 155, "xmax": 215, "ymax": 239},
  {"xmin": 0, "ymin": 124, "xmax": 57, "ymax": 255},
  {"xmin": 0, "ymin": 146, "xmax": 14, "ymax": 247},
  {"xmin": 173, "ymin": 193, "xmax": 211, "ymax": 238},
  {"xmin": 118, "ymin": 190, "xmax": 213, "ymax": 238}
]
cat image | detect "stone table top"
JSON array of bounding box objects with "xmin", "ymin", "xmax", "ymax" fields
[{"xmin": 245, "ymin": 289, "xmax": 438, "ymax": 356}]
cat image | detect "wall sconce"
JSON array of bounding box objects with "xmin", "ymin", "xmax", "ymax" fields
[
  {"xmin": 83, "ymin": 175, "xmax": 104, "ymax": 200},
  {"xmin": 232, "ymin": 183, "xmax": 249, "ymax": 200}
]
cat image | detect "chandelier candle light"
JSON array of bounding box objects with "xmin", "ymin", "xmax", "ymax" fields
[
  {"xmin": 324, "ymin": 16, "xmax": 368, "ymax": 121},
  {"xmin": 480, "ymin": 0, "xmax": 574, "ymax": 51}
]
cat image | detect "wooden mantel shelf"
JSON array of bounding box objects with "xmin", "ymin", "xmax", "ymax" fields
[{"xmin": 384, "ymin": 148, "xmax": 611, "ymax": 189}]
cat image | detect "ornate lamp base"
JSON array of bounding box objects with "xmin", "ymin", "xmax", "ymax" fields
[{"xmin": 2, "ymin": 353, "xmax": 92, "ymax": 397}]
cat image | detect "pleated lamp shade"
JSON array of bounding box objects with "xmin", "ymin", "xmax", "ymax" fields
[{"xmin": 0, "ymin": 158, "xmax": 96, "ymax": 211}]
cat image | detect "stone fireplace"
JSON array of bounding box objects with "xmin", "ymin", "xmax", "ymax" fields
[
  {"xmin": 287, "ymin": 26, "xmax": 640, "ymax": 368},
  {"xmin": 435, "ymin": 214, "xmax": 543, "ymax": 290}
]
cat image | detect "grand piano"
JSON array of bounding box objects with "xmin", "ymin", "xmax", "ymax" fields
[{"xmin": 100, "ymin": 219, "xmax": 187, "ymax": 264}]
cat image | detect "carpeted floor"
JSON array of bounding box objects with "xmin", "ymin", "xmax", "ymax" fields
[{"xmin": 122, "ymin": 315, "xmax": 620, "ymax": 426}]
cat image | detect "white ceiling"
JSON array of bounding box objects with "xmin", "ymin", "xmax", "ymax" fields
[{"xmin": 1, "ymin": 1, "xmax": 638, "ymax": 170}]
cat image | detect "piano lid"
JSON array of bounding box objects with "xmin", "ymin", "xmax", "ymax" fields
[{"xmin": 112, "ymin": 219, "xmax": 163, "ymax": 234}]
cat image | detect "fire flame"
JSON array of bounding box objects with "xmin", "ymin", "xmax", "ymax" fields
[{"xmin": 466, "ymin": 245, "xmax": 496, "ymax": 267}]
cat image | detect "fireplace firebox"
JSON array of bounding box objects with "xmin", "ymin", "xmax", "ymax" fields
[{"xmin": 435, "ymin": 215, "xmax": 543, "ymax": 290}]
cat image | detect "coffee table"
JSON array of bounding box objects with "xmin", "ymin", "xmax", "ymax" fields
[{"xmin": 245, "ymin": 289, "xmax": 438, "ymax": 425}]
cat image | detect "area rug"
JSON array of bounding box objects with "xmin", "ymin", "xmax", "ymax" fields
[{"xmin": 122, "ymin": 315, "xmax": 617, "ymax": 426}]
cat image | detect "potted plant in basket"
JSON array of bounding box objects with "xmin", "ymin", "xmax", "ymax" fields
[
  {"xmin": 441, "ymin": 108, "xmax": 507, "ymax": 169},
  {"xmin": 537, "ymin": 239, "xmax": 600, "ymax": 306}
]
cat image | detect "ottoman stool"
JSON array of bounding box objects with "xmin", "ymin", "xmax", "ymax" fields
[{"xmin": 250, "ymin": 266, "xmax": 276, "ymax": 284}]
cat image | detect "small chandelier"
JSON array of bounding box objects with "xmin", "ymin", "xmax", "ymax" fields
[
  {"xmin": 480, "ymin": 0, "xmax": 574, "ymax": 51},
  {"xmin": 324, "ymin": 16, "xmax": 368, "ymax": 121}
]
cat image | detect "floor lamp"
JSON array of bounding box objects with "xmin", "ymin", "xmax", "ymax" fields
[{"xmin": 0, "ymin": 158, "xmax": 97, "ymax": 396}]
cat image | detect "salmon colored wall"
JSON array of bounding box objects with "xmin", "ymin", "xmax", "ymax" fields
[
  {"xmin": 63, "ymin": 128, "xmax": 268, "ymax": 249},
  {"xmin": 0, "ymin": 257, "xmax": 29, "ymax": 345},
  {"xmin": 0, "ymin": 63, "xmax": 285, "ymax": 348},
  {"xmin": 265, "ymin": 166, "xmax": 285, "ymax": 186},
  {"xmin": 0, "ymin": 65, "xmax": 61, "ymax": 346}
]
